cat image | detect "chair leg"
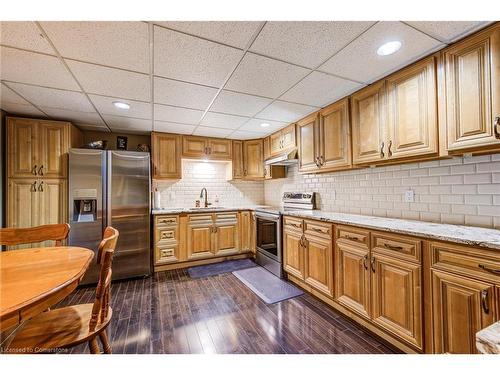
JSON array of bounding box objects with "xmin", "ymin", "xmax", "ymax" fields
[
  {"xmin": 89, "ymin": 338, "xmax": 101, "ymax": 354},
  {"xmin": 99, "ymin": 331, "xmax": 112, "ymax": 354}
]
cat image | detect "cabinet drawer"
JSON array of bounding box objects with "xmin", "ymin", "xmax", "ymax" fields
[
  {"xmin": 155, "ymin": 215, "xmax": 178, "ymax": 228},
  {"xmin": 284, "ymin": 216, "xmax": 303, "ymax": 232},
  {"xmin": 371, "ymin": 232, "xmax": 421, "ymax": 263},
  {"xmin": 157, "ymin": 228, "xmax": 177, "ymax": 242},
  {"xmin": 188, "ymin": 214, "xmax": 213, "ymax": 224},
  {"xmin": 430, "ymin": 241, "xmax": 500, "ymax": 284},
  {"xmin": 304, "ymin": 219, "xmax": 332, "ymax": 239},
  {"xmin": 336, "ymin": 225, "xmax": 369, "ymax": 248},
  {"xmin": 154, "ymin": 243, "xmax": 178, "ymax": 264},
  {"xmin": 215, "ymin": 212, "xmax": 238, "ymax": 223}
]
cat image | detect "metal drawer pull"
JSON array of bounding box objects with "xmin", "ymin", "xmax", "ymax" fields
[
  {"xmin": 371, "ymin": 256, "xmax": 376, "ymax": 272},
  {"xmin": 161, "ymin": 232, "xmax": 174, "ymax": 239},
  {"xmin": 383, "ymin": 243, "xmax": 404, "ymax": 251},
  {"xmin": 31, "ymin": 181, "xmax": 37, "ymax": 192},
  {"xmin": 481, "ymin": 290, "xmax": 489, "ymax": 314},
  {"xmin": 344, "ymin": 234, "xmax": 360, "ymax": 241},
  {"xmin": 161, "ymin": 250, "xmax": 173, "ymax": 257},
  {"xmin": 312, "ymin": 227, "xmax": 327, "ymax": 234},
  {"xmin": 363, "ymin": 255, "xmax": 368, "ymax": 270},
  {"xmin": 380, "ymin": 142, "xmax": 385, "ymax": 158},
  {"xmin": 494, "ymin": 116, "xmax": 500, "ymax": 139},
  {"xmin": 319, "ymin": 155, "xmax": 325, "ymax": 166},
  {"xmin": 478, "ymin": 264, "xmax": 500, "ymax": 275},
  {"xmin": 38, "ymin": 165, "xmax": 44, "ymax": 176},
  {"xmin": 32, "ymin": 165, "xmax": 38, "ymax": 176},
  {"xmin": 38, "ymin": 181, "xmax": 44, "ymax": 192},
  {"xmin": 387, "ymin": 140, "xmax": 392, "ymax": 157},
  {"xmin": 162, "ymin": 219, "xmax": 175, "ymax": 224},
  {"xmin": 289, "ymin": 223, "xmax": 302, "ymax": 228}
]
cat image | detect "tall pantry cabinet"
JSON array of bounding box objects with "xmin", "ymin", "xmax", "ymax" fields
[{"xmin": 7, "ymin": 117, "xmax": 83, "ymax": 247}]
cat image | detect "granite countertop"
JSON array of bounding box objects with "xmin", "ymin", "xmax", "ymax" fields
[
  {"xmin": 151, "ymin": 205, "xmax": 271, "ymax": 215},
  {"xmin": 152, "ymin": 207, "xmax": 500, "ymax": 251},
  {"xmin": 476, "ymin": 321, "xmax": 500, "ymax": 354}
]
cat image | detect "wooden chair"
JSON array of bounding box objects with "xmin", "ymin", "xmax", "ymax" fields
[
  {"xmin": 6, "ymin": 227, "xmax": 119, "ymax": 354},
  {"xmin": 0, "ymin": 223, "xmax": 71, "ymax": 247}
]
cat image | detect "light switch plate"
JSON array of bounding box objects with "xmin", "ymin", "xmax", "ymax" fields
[{"xmin": 404, "ymin": 190, "xmax": 415, "ymax": 203}]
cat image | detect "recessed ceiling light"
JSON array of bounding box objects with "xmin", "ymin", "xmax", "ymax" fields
[
  {"xmin": 113, "ymin": 101, "xmax": 130, "ymax": 110},
  {"xmin": 260, "ymin": 123, "xmax": 270, "ymax": 128},
  {"xmin": 377, "ymin": 41, "xmax": 402, "ymax": 56}
]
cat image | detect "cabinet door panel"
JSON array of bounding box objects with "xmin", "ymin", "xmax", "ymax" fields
[
  {"xmin": 243, "ymin": 139, "xmax": 264, "ymax": 179},
  {"xmin": 386, "ymin": 57, "xmax": 438, "ymax": 159},
  {"xmin": 304, "ymin": 234, "xmax": 334, "ymax": 297},
  {"xmin": 281, "ymin": 124, "xmax": 297, "ymax": 151},
  {"xmin": 270, "ymin": 131, "xmax": 282, "ymax": 156},
  {"xmin": 444, "ymin": 25, "xmax": 500, "ymax": 151},
  {"xmin": 38, "ymin": 179, "xmax": 67, "ymax": 247},
  {"xmin": 298, "ymin": 114, "xmax": 319, "ymax": 172},
  {"xmin": 352, "ymin": 81, "xmax": 386, "ymax": 164},
  {"xmin": 38, "ymin": 121, "xmax": 69, "ymax": 178},
  {"xmin": 208, "ymin": 138, "xmax": 232, "ymax": 160},
  {"xmin": 183, "ymin": 136, "xmax": 208, "ymax": 158},
  {"xmin": 431, "ymin": 269, "xmax": 495, "ymax": 353},
  {"xmin": 214, "ymin": 213, "xmax": 239, "ymax": 255},
  {"xmin": 232, "ymin": 141, "xmax": 244, "ymax": 179},
  {"xmin": 371, "ymin": 255, "xmax": 423, "ymax": 349},
  {"xmin": 187, "ymin": 215, "xmax": 215, "ymax": 260},
  {"xmin": 240, "ymin": 211, "xmax": 251, "ymax": 252},
  {"xmin": 7, "ymin": 118, "xmax": 37, "ymax": 178},
  {"xmin": 320, "ymin": 98, "xmax": 351, "ymax": 170},
  {"xmin": 152, "ymin": 133, "xmax": 181, "ymax": 179},
  {"xmin": 283, "ymin": 230, "xmax": 304, "ymax": 279},
  {"xmin": 335, "ymin": 241, "xmax": 370, "ymax": 318},
  {"xmin": 7, "ymin": 179, "xmax": 39, "ymax": 249},
  {"xmin": 263, "ymin": 136, "xmax": 271, "ymax": 160}
]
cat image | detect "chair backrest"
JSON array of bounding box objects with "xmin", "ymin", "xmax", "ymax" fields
[
  {"xmin": 0, "ymin": 223, "xmax": 70, "ymax": 247},
  {"xmin": 89, "ymin": 226, "xmax": 119, "ymax": 332}
]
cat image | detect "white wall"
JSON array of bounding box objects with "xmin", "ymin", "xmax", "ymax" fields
[
  {"xmin": 155, "ymin": 159, "xmax": 264, "ymax": 208},
  {"xmin": 265, "ymin": 154, "xmax": 500, "ymax": 229}
]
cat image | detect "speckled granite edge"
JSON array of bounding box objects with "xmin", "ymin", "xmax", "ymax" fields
[
  {"xmin": 476, "ymin": 321, "xmax": 500, "ymax": 354},
  {"xmin": 151, "ymin": 206, "xmax": 269, "ymax": 215},
  {"xmin": 152, "ymin": 207, "xmax": 500, "ymax": 251}
]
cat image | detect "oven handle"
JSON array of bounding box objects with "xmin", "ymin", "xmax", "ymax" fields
[{"xmin": 255, "ymin": 212, "xmax": 281, "ymax": 222}]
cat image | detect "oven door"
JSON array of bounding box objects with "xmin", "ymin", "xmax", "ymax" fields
[{"xmin": 255, "ymin": 212, "xmax": 281, "ymax": 262}]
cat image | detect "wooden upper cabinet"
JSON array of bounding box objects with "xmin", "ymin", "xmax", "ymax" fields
[
  {"xmin": 351, "ymin": 81, "xmax": 387, "ymax": 164},
  {"xmin": 443, "ymin": 24, "xmax": 500, "ymax": 152},
  {"xmin": 270, "ymin": 131, "xmax": 283, "ymax": 156},
  {"xmin": 38, "ymin": 121, "xmax": 69, "ymax": 178},
  {"xmin": 232, "ymin": 140, "xmax": 244, "ymax": 179},
  {"xmin": 431, "ymin": 269, "xmax": 496, "ymax": 353},
  {"xmin": 297, "ymin": 113, "xmax": 319, "ymax": 172},
  {"xmin": 8, "ymin": 118, "xmax": 37, "ymax": 178},
  {"xmin": 386, "ymin": 56, "xmax": 438, "ymax": 160},
  {"xmin": 263, "ymin": 136, "xmax": 271, "ymax": 160},
  {"xmin": 269, "ymin": 124, "xmax": 297, "ymax": 156},
  {"xmin": 319, "ymin": 98, "xmax": 352, "ymax": 171},
  {"xmin": 243, "ymin": 139, "xmax": 264, "ymax": 179},
  {"xmin": 152, "ymin": 132, "xmax": 181, "ymax": 179},
  {"xmin": 182, "ymin": 135, "xmax": 232, "ymax": 160},
  {"xmin": 207, "ymin": 138, "xmax": 231, "ymax": 159}
]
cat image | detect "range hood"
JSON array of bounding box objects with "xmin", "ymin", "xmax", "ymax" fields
[{"xmin": 264, "ymin": 149, "xmax": 298, "ymax": 166}]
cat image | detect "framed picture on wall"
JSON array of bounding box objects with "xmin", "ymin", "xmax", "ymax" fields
[{"xmin": 117, "ymin": 136, "xmax": 128, "ymax": 150}]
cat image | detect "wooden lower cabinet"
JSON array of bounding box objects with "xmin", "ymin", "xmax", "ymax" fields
[
  {"xmin": 239, "ymin": 211, "xmax": 255, "ymax": 253},
  {"xmin": 431, "ymin": 269, "xmax": 496, "ymax": 353},
  {"xmin": 304, "ymin": 233, "xmax": 334, "ymax": 297},
  {"xmin": 214, "ymin": 212, "xmax": 239, "ymax": 256},
  {"xmin": 187, "ymin": 214, "xmax": 215, "ymax": 260},
  {"xmin": 154, "ymin": 215, "xmax": 180, "ymax": 265},
  {"xmin": 283, "ymin": 228, "xmax": 305, "ymax": 280},
  {"xmin": 335, "ymin": 240, "xmax": 371, "ymax": 319},
  {"xmin": 371, "ymin": 254, "xmax": 423, "ymax": 349}
]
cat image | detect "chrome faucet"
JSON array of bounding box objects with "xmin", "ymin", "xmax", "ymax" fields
[{"xmin": 200, "ymin": 188, "xmax": 211, "ymax": 208}]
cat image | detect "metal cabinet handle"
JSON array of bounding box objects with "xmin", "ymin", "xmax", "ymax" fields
[
  {"xmin": 383, "ymin": 243, "xmax": 404, "ymax": 251},
  {"xmin": 31, "ymin": 165, "xmax": 38, "ymax": 176},
  {"xmin": 38, "ymin": 165, "xmax": 44, "ymax": 176},
  {"xmin": 387, "ymin": 140, "xmax": 392, "ymax": 157},
  {"xmin": 31, "ymin": 181, "xmax": 37, "ymax": 192},
  {"xmin": 312, "ymin": 227, "xmax": 327, "ymax": 234},
  {"xmin": 380, "ymin": 142, "xmax": 385, "ymax": 158},
  {"xmin": 319, "ymin": 155, "xmax": 325, "ymax": 166},
  {"xmin": 290, "ymin": 223, "xmax": 302, "ymax": 228},
  {"xmin": 314, "ymin": 156, "xmax": 320, "ymax": 167},
  {"xmin": 481, "ymin": 290, "xmax": 489, "ymax": 314},
  {"xmin": 494, "ymin": 117, "xmax": 500, "ymax": 139},
  {"xmin": 478, "ymin": 264, "xmax": 500, "ymax": 275},
  {"xmin": 344, "ymin": 234, "xmax": 360, "ymax": 242},
  {"xmin": 363, "ymin": 255, "xmax": 368, "ymax": 270},
  {"xmin": 371, "ymin": 256, "xmax": 376, "ymax": 272},
  {"xmin": 38, "ymin": 181, "xmax": 44, "ymax": 192}
]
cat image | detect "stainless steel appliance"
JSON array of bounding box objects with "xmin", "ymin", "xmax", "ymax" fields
[
  {"xmin": 69, "ymin": 149, "xmax": 151, "ymax": 284},
  {"xmin": 254, "ymin": 192, "xmax": 316, "ymax": 278}
]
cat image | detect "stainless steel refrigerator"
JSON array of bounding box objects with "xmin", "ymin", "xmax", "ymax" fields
[{"xmin": 68, "ymin": 149, "xmax": 151, "ymax": 284}]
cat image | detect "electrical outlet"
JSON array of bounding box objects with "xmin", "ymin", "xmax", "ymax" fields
[{"xmin": 404, "ymin": 190, "xmax": 415, "ymax": 203}]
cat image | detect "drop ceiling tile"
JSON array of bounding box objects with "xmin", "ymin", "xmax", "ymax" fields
[
  {"xmin": 280, "ymin": 71, "xmax": 363, "ymax": 107},
  {"xmin": 230, "ymin": 130, "xmax": 266, "ymax": 140},
  {"xmin": 155, "ymin": 21, "xmax": 261, "ymax": 48},
  {"xmin": 67, "ymin": 60, "xmax": 150, "ymax": 101},
  {"xmin": 256, "ymin": 100, "xmax": 318, "ymax": 123},
  {"xmin": 210, "ymin": 90, "xmax": 272, "ymax": 117},
  {"xmin": 154, "ymin": 120, "xmax": 196, "ymax": 135},
  {"xmin": 0, "ymin": 21, "xmax": 54, "ymax": 54},
  {"xmin": 250, "ymin": 21, "xmax": 375, "ymax": 68},
  {"xmin": 41, "ymin": 22, "xmax": 149, "ymax": 73},
  {"xmin": 74, "ymin": 123, "xmax": 110, "ymax": 132},
  {"xmin": 225, "ymin": 53, "xmax": 310, "ymax": 98},
  {"xmin": 89, "ymin": 94, "xmax": 151, "ymax": 119},
  {"xmin": 7, "ymin": 82, "xmax": 94, "ymax": 112},
  {"xmin": 154, "ymin": 104, "xmax": 203, "ymax": 124},
  {"xmin": 318, "ymin": 22, "xmax": 443, "ymax": 84},
  {"xmin": 0, "ymin": 102, "xmax": 45, "ymax": 117},
  {"xmin": 154, "ymin": 26, "xmax": 243, "ymax": 87},
  {"xmin": 1, "ymin": 82, "xmax": 32, "ymax": 105},
  {"xmin": 154, "ymin": 77, "xmax": 217, "ymax": 110},
  {"xmin": 193, "ymin": 126, "xmax": 233, "ymax": 138},
  {"xmin": 405, "ymin": 21, "xmax": 491, "ymax": 43},
  {"xmin": 200, "ymin": 112, "xmax": 249, "ymax": 130},
  {"xmin": 238, "ymin": 118, "xmax": 288, "ymax": 133},
  {"xmin": 0, "ymin": 47, "xmax": 79, "ymax": 90},
  {"xmin": 102, "ymin": 114, "xmax": 152, "ymax": 132},
  {"xmin": 41, "ymin": 107, "xmax": 105, "ymax": 126}
]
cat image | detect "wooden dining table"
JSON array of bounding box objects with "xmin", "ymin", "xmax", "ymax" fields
[{"xmin": 0, "ymin": 246, "xmax": 94, "ymax": 333}]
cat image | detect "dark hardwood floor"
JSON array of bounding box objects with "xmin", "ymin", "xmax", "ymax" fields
[{"xmin": 57, "ymin": 269, "xmax": 399, "ymax": 354}]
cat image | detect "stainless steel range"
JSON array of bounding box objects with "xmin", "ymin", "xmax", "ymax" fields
[{"xmin": 254, "ymin": 192, "xmax": 316, "ymax": 278}]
